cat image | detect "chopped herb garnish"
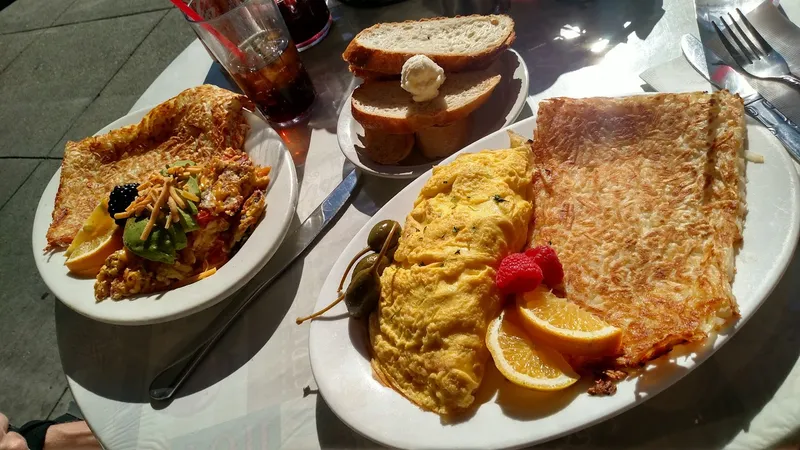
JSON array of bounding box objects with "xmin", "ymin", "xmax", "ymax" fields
[
  {"xmin": 493, "ymin": 195, "xmax": 507, "ymax": 203},
  {"xmin": 453, "ymin": 226, "xmax": 460, "ymax": 233},
  {"xmin": 455, "ymin": 249, "xmax": 461, "ymax": 255}
]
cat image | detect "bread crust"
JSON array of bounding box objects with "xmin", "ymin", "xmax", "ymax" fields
[{"xmin": 343, "ymin": 15, "xmax": 515, "ymax": 75}]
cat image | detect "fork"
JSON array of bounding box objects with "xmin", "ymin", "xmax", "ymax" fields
[{"xmin": 712, "ymin": 8, "xmax": 800, "ymax": 89}]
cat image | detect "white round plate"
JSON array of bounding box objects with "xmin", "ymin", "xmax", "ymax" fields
[
  {"xmin": 32, "ymin": 108, "xmax": 299, "ymax": 325},
  {"xmin": 310, "ymin": 103, "xmax": 800, "ymax": 449},
  {"xmin": 337, "ymin": 48, "xmax": 530, "ymax": 179}
]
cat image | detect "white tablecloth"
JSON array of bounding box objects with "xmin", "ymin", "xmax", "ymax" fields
[{"xmin": 56, "ymin": 1, "xmax": 800, "ymax": 448}]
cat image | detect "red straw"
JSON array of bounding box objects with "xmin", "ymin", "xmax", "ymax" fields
[{"xmin": 171, "ymin": 0, "xmax": 246, "ymax": 61}]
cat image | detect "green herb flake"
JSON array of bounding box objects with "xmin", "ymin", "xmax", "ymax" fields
[
  {"xmin": 177, "ymin": 207, "xmax": 200, "ymax": 232},
  {"xmin": 493, "ymin": 195, "xmax": 507, "ymax": 203},
  {"xmin": 186, "ymin": 176, "xmax": 201, "ymax": 197}
]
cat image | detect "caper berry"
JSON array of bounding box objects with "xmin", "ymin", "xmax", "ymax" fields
[
  {"xmin": 345, "ymin": 269, "xmax": 380, "ymax": 319},
  {"xmin": 353, "ymin": 253, "xmax": 389, "ymax": 277},
  {"xmin": 368, "ymin": 220, "xmax": 401, "ymax": 253}
]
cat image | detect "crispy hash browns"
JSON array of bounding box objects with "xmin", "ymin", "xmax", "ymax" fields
[
  {"xmin": 529, "ymin": 91, "xmax": 746, "ymax": 369},
  {"xmin": 46, "ymin": 85, "xmax": 254, "ymax": 250}
]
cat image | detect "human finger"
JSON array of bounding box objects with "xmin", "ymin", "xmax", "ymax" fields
[{"xmin": 0, "ymin": 431, "xmax": 29, "ymax": 450}]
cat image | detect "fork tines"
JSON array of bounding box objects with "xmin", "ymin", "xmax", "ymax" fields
[{"xmin": 713, "ymin": 9, "xmax": 771, "ymax": 65}]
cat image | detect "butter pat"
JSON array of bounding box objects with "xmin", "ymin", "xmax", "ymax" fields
[{"xmin": 401, "ymin": 55, "xmax": 446, "ymax": 102}]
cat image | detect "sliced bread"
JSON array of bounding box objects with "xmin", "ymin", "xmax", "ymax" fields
[
  {"xmin": 361, "ymin": 129, "xmax": 415, "ymax": 164},
  {"xmin": 352, "ymin": 68, "xmax": 502, "ymax": 134},
  {"xmin": 343, "ymin": 15, "xmax": 515, "ymax": 75},
  {"xmin": 415, "ymin": 117, "xmax": 471, "ymax": 159}
]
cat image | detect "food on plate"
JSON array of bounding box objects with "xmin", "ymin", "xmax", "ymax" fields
[
  {"xmin": 343, "ymin": 15, "xmax": 515, "ymax": 75},
  {"xmin": 517, "ymin": 286, "xmax": 623, "ymax": 358},
  {"xmin": 307, "ymin": 91, "xmax": 748, "ymax": 417},
  {"xmin": 345, "ymin": 15, "xmax": 514, "ymax": 165},
  {"xmin": 351, "ymin": 67, "xmax": 501, "ymax": 135},
  {"xmin": 486, "ymin": 309, "xmax": 579, "ymax": 391},
  {"xmin": 528, "ymin": 91, "xmax": 745, "ymax": 370},
  {"xmin": 64, "ymin": 200, "xmax": 123, "ymax": 277},
  {"xmin": 415, "ymin": 117, "xmax": 470, "ymax": 159},
  {"xmin": 93, "ymin": 150, "xmax": 270, "ymax": 300},
  {"xmin": 400, "ymin": 55, "xmax": 446, "ymax": 102},
  {"xmin": 46, "ymin": 85, "xmax": 253, "ymax": 250},
  {"xmin": 368, "ymin": 145, "xmax": 534, "ymax": 415},
  {"xmin": 361, "ymin": 129, "xmax": 415, "ymax": 164},
  {"xmin": 296, "ymin": 220, "xmax": 401, "ymax": 324}
]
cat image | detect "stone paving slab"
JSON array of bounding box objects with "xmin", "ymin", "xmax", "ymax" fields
[
  {"xmin": 0, "ymin": 159, "xmax": 39, "ymax": 209},
  {"xmin": 0, "ymin": 11, "xmax": 164, "ymax": 157},
  {"xmin": 50, "ymin": 8, "xmax": 197, "ymax": 156},
  {"xmin": 0, "ymin": 29, "xmax": 41, "ymax": 74},
  {"xmin": 54, "ymin": 0, "xmax": 171, "ymax": 26},
  {"xmin": 0, "ymin": 97, "xmax": 91, "ymax": 158},
  {"xmin": 46, "ymin": 387, "xmax": 74, "ymax": 420},
  {"xmin": 0, "ymin": 0, "xmax": 76, "ymax": 35},
  {"xmin": 0, "ymin": 160, "xmax": 68, "ymax": 425}
]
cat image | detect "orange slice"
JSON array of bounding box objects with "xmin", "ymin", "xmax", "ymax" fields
[
  {"xmin": 486, "ymin": 308, "xmax": 579, "ymax": 391},
  {"xmin": 517, "ymin": 286, "xmax": 622, "ymax": 357},
  {"xmin": 65, "ymin": 200, "xmax": 122, "ymax": 276}
]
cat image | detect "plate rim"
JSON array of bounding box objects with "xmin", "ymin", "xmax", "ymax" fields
[
  {"xmin": 309, "ymin": 95, "xmax": 800, "ymax": 449},
  {"xmin": 336, "ymin": 48, "xmax": 530, "ymax": 179},
  {"xmin": 31, "ymin": 106, "xmax": 299, "ymax": 325}
]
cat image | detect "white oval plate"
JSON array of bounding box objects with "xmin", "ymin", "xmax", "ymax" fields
[
  {"xmin": 337, "ymin": 48, "xmax": 530, "ymax": 179},
  {"xmin": 32, "ymin": 108, "xmax": 299, "ymax": 325},
  {"xmin": 310, "ymin": 106, "xmax": 800, "ymax": 449}
]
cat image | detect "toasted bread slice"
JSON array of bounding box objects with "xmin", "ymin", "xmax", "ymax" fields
[
  {"xmin": 415, "ymin": 117, "xmax": 470, "ymax": 159},
  {"xmin": 343, "ymin": 15, "xmax": 515, "ymax": 75},
  {"xmin": 352, "ymin": 69, "xmax": 501, "ymax": 134},
  {"xmin": 361, "ymin": 129, "xmax": 415, "ymax": 165}
]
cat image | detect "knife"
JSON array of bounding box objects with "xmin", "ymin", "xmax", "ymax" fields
[
  {"xmin": 681, "ymin": 34, "xmax": 800, "ymax": 163},
  {"xmin": 149, "ymin": 168, "xmax": 360, "ymax": 401}
]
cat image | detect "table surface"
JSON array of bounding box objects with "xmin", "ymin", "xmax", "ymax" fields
[{"xmin": 55, "ymin": 0, "xmax": 800, "ymax": 448}]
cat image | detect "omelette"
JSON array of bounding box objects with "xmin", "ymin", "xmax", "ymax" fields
[
  {"xmin": 46, "ymin": 85, "xmax": 253, "ymax": 250},
  {"xmin": 529, "ymin": 91, "xmax": 746, "ymax": 369},
  {"xmin": 369, "ymin": 145, "xmax": 534, "ymax": 415}
]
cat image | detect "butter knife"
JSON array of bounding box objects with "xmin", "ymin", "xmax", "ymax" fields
[
  {"xmin": 149, "ymin": 168, "xmax": 360, "ymax": 401},
  {"xmin": 681, "ymin": 34, "xmax": 800, "ymax": 163}
]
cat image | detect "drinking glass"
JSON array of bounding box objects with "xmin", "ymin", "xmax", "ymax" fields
[
  {"xmin": 186, "ymin": 0, "xmax": 317, "ymax": 127},
  {"xmin": 275, "ymin": 0, "xmax": 332, "ymax": 51}
]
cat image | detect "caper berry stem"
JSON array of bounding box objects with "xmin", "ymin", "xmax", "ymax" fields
[
  {"xmin": 295, "ymin": 291, "xmax": 346, "ymax": 324},
  {"xmin": 372, "ymin": 222, "xmax": 398, "ymax": 275},
  {"xmin": 337, "ymin": 246, "xmax": 371, "ymax": 293}
]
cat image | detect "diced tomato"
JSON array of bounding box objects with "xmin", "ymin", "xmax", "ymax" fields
[
  {"xmin": 206, "ymin": 238, "xmax": 228, "ymax": 267},
  {"xmin": 197, "ymin": 209, "xmax": 213, "ymax": 227}
]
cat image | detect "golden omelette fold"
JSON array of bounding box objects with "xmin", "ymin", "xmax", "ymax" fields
[
  {"xmin": 369, "ymin": 145, "xmax": 533, "ymax": 416},
  {"xmin": 529, "ymin": 92, "xmax": 746, "ymax": 369}
]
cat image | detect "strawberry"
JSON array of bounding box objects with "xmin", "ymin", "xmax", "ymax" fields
[
  {"xmin": 496, "ymin": 253, "xmax": 544, "ymax": 294},
  {"xmin": 525, "ymin": 245, "xmax": 564, "ymax": 287}
]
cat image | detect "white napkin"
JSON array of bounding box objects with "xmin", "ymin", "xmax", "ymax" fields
[{"xmin": 639, "ymin": 57, "xmax": 714, "ymax": 94}]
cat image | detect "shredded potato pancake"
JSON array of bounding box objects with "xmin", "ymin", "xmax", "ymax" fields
[{"xmin": 528, "ymin": 91, "xmax": 746, "ymax": 369}]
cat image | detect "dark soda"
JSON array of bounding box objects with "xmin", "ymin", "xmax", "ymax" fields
[
  {"xmin": 229, "ymin": 33, "xmax": 316, "ymax": 125},
  {"xmin": 275, "ymin": 0, "xmax": 331, "ymax": 48}
]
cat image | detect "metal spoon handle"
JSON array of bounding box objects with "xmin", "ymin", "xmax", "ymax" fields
[{"xmin": 149, "ymin": 169, "xmax": 359, "ymax": 401}]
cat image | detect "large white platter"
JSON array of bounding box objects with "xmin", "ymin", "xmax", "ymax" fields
[
  {"xmin": 309, "ymin": 104, "xmax": 800, "ymax": 449},
  {"xmin": 337, "ymin": 48, "xmax": 530, "ymax": 179},
  {"xmin": 32, "ymin": 108, "xmax": 299, "ymax": 325}
]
